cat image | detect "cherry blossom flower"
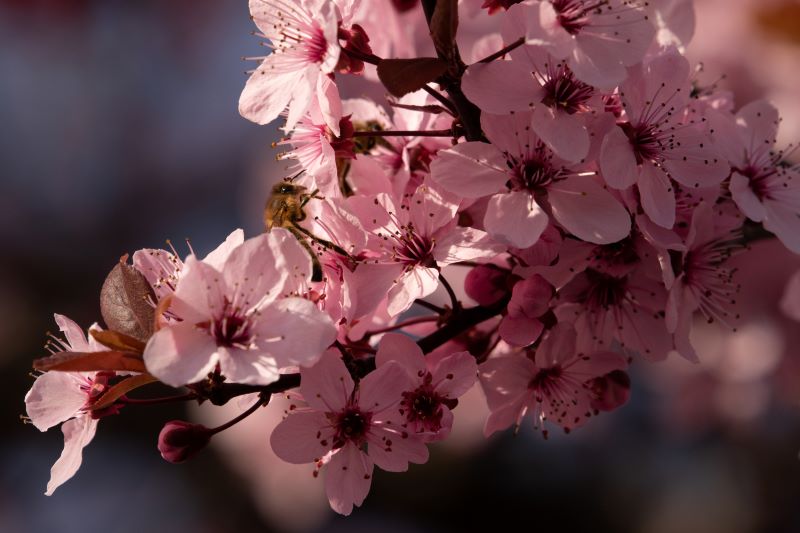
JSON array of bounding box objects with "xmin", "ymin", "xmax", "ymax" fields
[
  {"xmin": 498, "ymin": 274, "xmax": 554, "ymax": 347},
  {"xmin": 517, "ymin": 0, "xmax": 655, "ymax": 89},
  {"xmin": 346, "ymin": 181, "xmax": 500, "ymax": 316},
  {"xmin": 599, "ymin": 48, "xmax": 729, "ymax": 228},
  {"xmin": 270, "ymin": 349, "xmax": 429, "ymax": 515},
  {"xmin": 24, "ymin": 315, "xmax": 118, "ymax": 495},
  {"xmin": 431, "ymin": 111, "xmax": 631, "ymax": 248},
  {"xmin": 711, "ymin": 99, "xmax": 800, "ymax": 252},
  {"xmin": 143, "ymin": 230, "xmax": 337, "ymax": 386},
  {"xmin": 479, "ymin": 323, "xmax": 628, "ymax": 437},
  {"xmin": 239, "ymin": 0, "xmax": 342, "ymax": 133},
  {"xmin": 375, "ymin": 333, "xmax": 477, "ymax": 440}
]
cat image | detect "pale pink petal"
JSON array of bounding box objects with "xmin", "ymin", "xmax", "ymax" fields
[
  {"xmin": 461, "ymin": 61, "xmax": 536, "ymax": 114},
  {"xmin": 270, "ymin": 411, "xmax": 335, "ymax": 464},
  {"xmin": 729, "ymin": 173, "xmax": 766, "ymax": 222},
  {"xmin": 478, "ymin": 355, "xmax": 535, "ymax": 410},
  {"xmin": 638, "ymin": 163, "xmax": 676, "ymax": 229},
  {"xmin": 284, "ymin": 68, "xmax": 316, "ymax": 132},
  {"xmin": 763, "ymin": 202, "xmax": 800, "ymax": 254},
  {"xmin": 736, "ymin": 99, "xmax": 780, "ymax": 153},
  {"xmin": 325, "ymin": 442, "xmax": 373, "ymax": 516},
  {"xmin": 253, "ymin": 298, "xmax": 337, "ymax": 369},
  {"xmin": 531, "ymin": 105, "xmax": 589, "ymax": 163},
  {"xmin": 431, "ymin": 351, "xmax": 478, "ymax": 398},
  {"xmin": 218, "ymin": 346, "xmax": 280, "ymax": 386},
  {"xmin": 387, "ymin": 267, "xmax": 439, "ymax": 317},
  {"xmin": 375, "ymin": 333, "xmax": 426, "ymax": 376},
  {"xmin": 366, "ymin": 427, "xmax": 429, "ymax": 472},
  {"xmin": 481, "ymin": 110, "xmax": 538, "ymax": 155},
  {"xmin": 45, "ymin": 416, "xmax": 97, "ymax": 496},
  {"xmin": 143, "ymin": 322, "xmax": 219, "ymax": 387},
  {"xmin": 599, "ymin": 126, "xmax": 639, "ymax": 189},
  {"xmin": 568, "ymin": 41, "xmax": 626, "ymax": 90},
  {"xmin": 359, "ymin": 361, "xmax": 414, "ymax": 414},
  {"xmin": 535, "ymin": 322, "xmax": 577, "ymax": 367},
  {"xmin": 567, "ymin": 351, "xmax": 627, "ymax": 378},
  {"xmin": 344, "ymin": 263, "xmax": 405, "ymax": 320},
  {"xmin": 170, "ymin": 255, "xmax": 216, "ymax": 324},
  {"xmin": 484, "ymin": 191, "xmax": 549, "ymax": 248},
  {"xmin": 483, "ymin": 395, "xmax": 529, "ymax": 437},
  {"xmin": 25, "ymin": 372, "xmax": 87, "ymax": 431},
  {"xmin": 202, "ymin": 229, "xmax": 244, "ymax": 270},
  {"xmin": 53, "ymin": 314, "xmax": 90, "ymax": 352},
  {"xmin": 430, "ymin": 142, "xmax": 508, "ymax": 198},
  {"xmin": 507, "ymin": 275, "xmax": 552, "ymax": 318},
  {"xmin": 499, "ymin": 316, "xmax": 544, "ymax": 347},
  {"xmin": 433, "ymin": 226, "xmax": 503, "ymax": 265},
  {"xmin": 300, "ymin": 349, "xmax": 353, "ymax": 413},
  {"xmin": 238, "ymin": 64, "xmax": 305, "ymax": 126},
  {"xmin": 662, "ymin": 131, "xmax": 729, "ymax": 188},
  {"xmin": 220, "ymin": 232, "xmax": 295, "ymax": 306},
  {"xmin": 548, "ymin": 175, "xmax": 632, "ymax": 244},
  {"xmin": 317, "ymin": 75, "xmax": 342, "ymax": 136}
]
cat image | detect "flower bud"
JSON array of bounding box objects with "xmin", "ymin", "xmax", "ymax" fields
[
  {"xmin": 158, "ymin": 420, "xmax": 212, "ymax": 464},
  {"xmin": 465, "ymin": 265, "xmax": 509, "ymax": 306}
]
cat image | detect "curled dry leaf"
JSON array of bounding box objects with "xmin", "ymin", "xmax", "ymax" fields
[
  {"xmin": 100, "ymin": 256, "xmax": 157, "ymax": 343},
  {"xmin": 91, "ymin": 374, "xmax": 159, "ymax": 411}
]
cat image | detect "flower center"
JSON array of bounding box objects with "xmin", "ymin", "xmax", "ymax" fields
[
  {"xmin": 304, "ymin": 24, "xmax": 329, "ymax": 64},
  {"xmin": 508, "ymin": 146, "xmax": 562, "ymax": 193},
  {"xmin": 529, "ymin": 365, "xmax": 563, "ymax": 392},
  {"xmin": 552, "ymin": 0, "xmax": 607, "ymax": 35},
  {"xmin": 334, "ymin": 408, "xmax": 372, "ymax": 447},
  {"xmin": 621, "ymin": 122, "xmax": 666, "ymax": 165},
  {"xmin": 582, "ymin": 269, "xmax": 629, "ymax": 309},
  {"xmin": 393, "ymin": 224, "xmax": 436, "ymax": 268},
  {"xmin": 207, "ymin": 301, "xmax": 254, "ymax": 349},
  {"xmin": 540, "ymin": 64, "xmax": 594, "ymax": 114}
]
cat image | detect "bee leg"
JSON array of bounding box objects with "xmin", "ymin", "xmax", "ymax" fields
[
  {"xmin": 288, "ymin": 226, "xmax": 324, "ymax": 282},
  {"xmin": 292, "ymin": 224, "xmax": 352, "ymax": 260}
]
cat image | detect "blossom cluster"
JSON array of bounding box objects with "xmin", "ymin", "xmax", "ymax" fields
[{"xmin": 25, "ymin": 0, "xmax": 799, "ymax": 516}]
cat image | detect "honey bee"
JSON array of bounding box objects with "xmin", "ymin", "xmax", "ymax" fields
[{"xmin": 264, "ymin": 176, "xmax": 352, "ymax": 282}]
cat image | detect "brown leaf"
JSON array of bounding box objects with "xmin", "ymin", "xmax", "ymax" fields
[
  {"xmin": 33, "ymin": 350, "xmax": 147, "ymax": 373},
  {"xmin": 91, "ymin": 374, "xmax": 158, "ymax": 411},
  {"xmin": 100, "ymin": 256, "xmax": 156, "ymax": 343},
  {"xmin": 377, "ymin": 58, "xmax": 448, "ymax": 97},
  {"xmin": 89, "ymin": 329, "xmax": 146, "ymax": 354},
  {"xmin": 430, "ymin": 0, "xmax": 458, "ymax": 62}
]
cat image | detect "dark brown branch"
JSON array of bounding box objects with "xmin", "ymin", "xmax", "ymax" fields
[{"xmin": 478, "ymin": 37, "xmax": 525, "ymax": 63}]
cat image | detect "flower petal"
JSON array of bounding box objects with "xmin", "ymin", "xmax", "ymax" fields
[
  {"xmin": 45, "ymin": 416, "xmax": 97, "ymax": 496},
  {"xmin": 270, "ymin": 410, "xmax": 335, "ymax": 464},
  {"xmin": 143, "ymin": 322, "xmax": 219, "ymax": 387}
]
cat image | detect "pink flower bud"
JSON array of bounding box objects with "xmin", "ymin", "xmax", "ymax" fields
[
  {"xmin": 589, "ymin": 370, "xmax": 631, "ymax": 412},
  {"xmin": 158, "ymin": 420, "xmax": 212, "ymax": 464},
  {"xmin": 465, "ymin": 265, "xmax": 509, "ymax": 306}
]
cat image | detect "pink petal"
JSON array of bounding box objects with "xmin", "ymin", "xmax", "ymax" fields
[
  {"xmin": 568, "ymin": 40, "xmax": 626, "ymax": 90},
  {"xmin": 375, "ymin": 333, "xmax": 426, "ymax": 376},
  {"xmin": 300, "ymin": 349, "xmax": 353, "ymax": 413},
  {"xmin": 25, "ymin": 372, "xmax": 87, "ymax": 432},
  {"xmin": 729, "ymin": 172, "xmax": 766, "ymax": 222},
  {"xmin": 324, "ymin": 442, "xmax": 374, "ymax": 516},
  {"xmin": 344, "ymin": 263, "xmax": 405, "ymax": 320},
  {"xmin": 535, "ymin": 322, "xmax": 577, "ymax": 368},
  {"xmin": 53, "ymin": 314, "xmax": 90, "ymax": 352},
  {"xmin": 202, "ymin": 229, "xmax": 244, "ymax": 270},
  {"xmin": 531, "ymin": 105, "xmax": 589, "ymax": 163},
  {"xmin": 238, "ymin": 63, "xmax": 305, "ymax": 126},
  {"xmin": 358, "ymin": 361, "xmax": 414, "ymax": 414},
  {"xmin": 366, "ymin": 426, "xmax": 429, "ymax": 472},
  {"xmin": 433, "ymin": 226, "xmax": 503, "ymax": 265},
  {"xmin": 481, "ymin": 110, "xmax": 539, "ymax": 155},
  {"xmin": 478, "ymin": 355, "xmax": 536, "ymax": 410},
  {"xmin": 143, "ymin": 322, "xmax": 219, "ymax": 387},
  {"xmin": 484, "ymin": 191, "xmax": 549, "ymax": 248},
  {"xmin": 736, "ymin": 99, "xmax": 779, "ymax": 154},
  {"xmin": 507, "ymin": 275, "xmax": 552, "ymax": 319},
  {"xmin": 386, "ymin": 267, "xmax": 439, "ymax": 317},
  {"xmin": 170, "ymin": 255, "xmax": 216, "ymax": 325},
  {"xmin": 254, "ymin": 298, "xmax": 337, "ymax": 368},
  {"xmin": 221, "ymin": 232, "xmax": 298, "ymax": 305},
  {"xmin": 568, "ymin": 351, "xmax": 627, "ymax": 379},
  {"xmin": 662, "ymin": 131, "xmax": 729, "ymax": 188},
  {"xmin": 430, "ymin": 142, "xmax": 508, "ymax": 198},
  {"xmin": 483, "ymin": 395, "xmax": 529, "ymax": 437},
  {"xmin": 763, "ymin": 202, "xmax": 800, "ymax": 254},
  {"xmin": 270, "ymin": 411, "xmax": 335, "ymax": 464},
  {"xmin": 45, "ymin": 416, "xmax": 97, "ymax": 496},
  {"xmin": 431, "ymin": 351, "xmax": 478, "ymax": 398},
  {"xmin": 461, "ymin": 61, "xmax": 536, "ymax": 114},
  {"xmin": 599, "ymin": 126, "xmax": 639, "ymax": 189},
  {"xmin": 548, "ymin": 175, "xmax": 632, "ymax": 244},
  {"xmin": 218, "ymin": 346, "xmax": 280, "ymax": 386},
  {"xmin": 638, "ymin": 163, "xmax": 676, "ymax": 229},
  {"xmin": 499, "ymin": 316, "xmax": 544, "ymax": 347}
]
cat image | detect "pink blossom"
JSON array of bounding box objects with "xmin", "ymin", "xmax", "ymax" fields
[
  {"xmin": 239, "ymin": 0, "xmax": 342, "ymax": 133},
  {"xmin": 599, "ymin": 49, "xmax": 729, "ymax": 228},
  {"xmin": 143, "ymin": 230, "xmax": 337, "ymax": 386},
  {"xmin": 375, "ymin": 333, "xmax": 477, "ymax": 440},
  {"xmin": 270, "ymin": 349, "xmax": 429, "ymax": 515},
  {"xmin": 479, "ymin": 323, "xmax": 628, "ymax": 437},
  {"xmin": 498, "ymin": 275, "xmax": 554, "ymax": 347},
  {"xmin": 517, "ymin": 0, "xmax": 655, "ymax": 89},
  {"xmin": 711, "ymin": 100, "xmax": 800, "ymax": 252},
  {"xmin": 431, "ymin": 111, "xmax": 631, "ymax": 248},
  {"xmin": 24, "ymin": 315, "xmax": 117, "ymax": 495},
  {"xmin": 346, "ymin": 181, "xmax": 500, "ymax": 316}
]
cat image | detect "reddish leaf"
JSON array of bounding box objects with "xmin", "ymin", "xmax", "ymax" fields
[
  {"xmin": 92, "ymin": 374, "xmax": 158, "ymax": 411},
  {"xmin": 377, "ymin": 58, "xmax": 448, "ymax": 97},
  {"xmin": 430, "ymin": 0, "xmax": 458, "ymax": 61},
  {"xmin": 90, "ymin": 329, "xmax": 146, "ymax": 354},
  {"xmin": 100, "ymin": 256, "xmax": 156, "ymax": 343},
  {"xmin": 33, "ymin": 350, "xmax": 147, "ymax": 373}
]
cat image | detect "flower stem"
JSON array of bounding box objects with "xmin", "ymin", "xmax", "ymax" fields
[
  {"xmin": 362, "ymin": 315, "xmax": 440, "ymax": 338},
  {"xmin": 122, "ymin": 393, "xmax": 197, "ymax": 406},
  {"xmin": 352, "ymin": 128, "xmax": 456, "ymax": 138},
  {"xmin": 477, "ymin": 37, "xmax": 525, "ymax": 63},
  {"xmin": 208, "ymin": 395, "xmax": 266, "ymax": 435}
]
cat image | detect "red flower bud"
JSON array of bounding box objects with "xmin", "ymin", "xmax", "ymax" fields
[
  {"xmin": 465, "ymin": 265, "xmax": 510, "ymax": 306},
  {"xmin": 158, "ymin": 420, "xmax": 212, "ymax": 464}
]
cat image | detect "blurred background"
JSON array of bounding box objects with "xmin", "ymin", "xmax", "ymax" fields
[{"xmin": 1, "ymin": 1, "xmax": 799, "ymax": 532}]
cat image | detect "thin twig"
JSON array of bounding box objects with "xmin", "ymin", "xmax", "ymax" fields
[{"xmin": 477, "ymin": 37, "xmax": 525, "ymax": 63}]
